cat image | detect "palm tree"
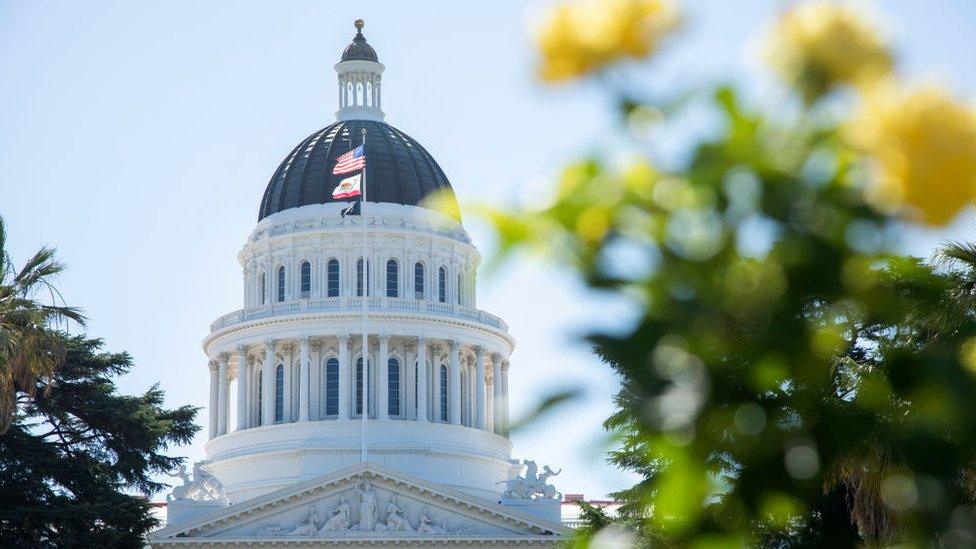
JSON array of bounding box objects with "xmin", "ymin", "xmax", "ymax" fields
[{"xmin": 0, "ymin": 217, "xmax": 84, "ymax": 432}]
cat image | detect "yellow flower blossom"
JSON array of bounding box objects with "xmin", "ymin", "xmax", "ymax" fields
[
  {"xmin": 766, "ymin": 2, "xmax": 892, "ymax": 101},
  {"xmin": 847, "ymin": 83, "xmax": 976, "ymax": 225},
  {"xmin": 536, "ymin": 0, "xmax": 679, "ymax": 82}
]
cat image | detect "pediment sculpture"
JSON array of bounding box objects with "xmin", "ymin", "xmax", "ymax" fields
[{"xmin": 499, "ymin": 460, "xmax": 562, "ymax": 500}]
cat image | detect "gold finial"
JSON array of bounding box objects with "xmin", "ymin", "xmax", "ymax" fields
[{"xmin": 354, "ymin": 19, "xmax": 365, "ymax": 33}]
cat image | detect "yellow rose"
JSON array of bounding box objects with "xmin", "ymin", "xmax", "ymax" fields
[
  {"xmin": 766, "ymin": 2, "xmax": 892, "ymax": 102},
  {"xmin": 847, "ymin": 82, "xmax": 976, "ymax": 226},
  {"xmin": 536, "ymin": 0, "xmax": 679, "ymax": 82}
]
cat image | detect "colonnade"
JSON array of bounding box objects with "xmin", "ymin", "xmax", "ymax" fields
[{"xmin": 207, "ymin": 334, "xmax": 510, "ymax": 440}]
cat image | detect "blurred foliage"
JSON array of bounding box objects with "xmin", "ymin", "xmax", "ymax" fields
[{"xmin": 487, "ymin": 0, "xmax": 976, "ymax": 546}]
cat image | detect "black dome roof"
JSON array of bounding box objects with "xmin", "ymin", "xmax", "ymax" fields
[
  {"xmin": 341, "ymin": 29, "xmax": 378, "ymax": 62},
  {"xmin": 258, "ymin": 120, "xmax": 458, "ymax": 221}
]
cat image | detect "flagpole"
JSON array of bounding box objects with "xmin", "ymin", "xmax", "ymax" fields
[{"xmin": 360, "ymin": 127, "xmax": 368, "ymax": 464}]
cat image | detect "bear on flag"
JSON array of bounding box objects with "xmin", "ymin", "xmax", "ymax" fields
[{"xmin": 332, "ymin": 173, "xmax": 362, "ymax": 199}]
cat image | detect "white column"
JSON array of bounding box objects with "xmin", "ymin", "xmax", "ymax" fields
[
  {"xmin": 378, "ymin": 334, "xmax": 390, "ymax": 420},
  {"xmin": 416, "ymin": 337, "xmax": 428, "ymax": 423},
  {"xmin": 310, "ymin": 341, "xmax": 322, "ymax": 420},
  {"xmin": 475, "ymin": 346, "xmax": 486, "ymax": 431},
  {"xmin": 299, "ymin": 336, "xmax": 310, "ymax": 422},
  {"xmin": 501, "ymin": 360, "xmax": 511, "ymax": 437},
  {"xmin": 449, "ymin": 340, "xmax": 461, "ymax": 426},
  {"xmin": 492, "ymin": 353, "xmax": 502, "ymax": 435},
  {"xmin": 208, "ymin": 361, "xmax": 219, "ymax": 439},
  {"xmin": 338, "ymin": 335, "xmax": 350, "ymax": 420},
  {"xmin": 236, "ymin": 345, "xmax": 248, "ymax": 431},
  {"xmin": 217, "ymin": 353, "xmax": 229, "ymax": 435},
  {"xmin": 262, "ymin": 339, "xmax": 275, "ymax": 426}
]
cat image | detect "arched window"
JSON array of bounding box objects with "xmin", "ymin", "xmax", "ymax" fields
[
  {"xmin": 438, "ymin": 267, "xmax": 447, "ymax": 303},
  {"xmin": 366, "ymin": 82, "xmax": 373, "ymax": 106},
  {"xmin": 259, "ymin": 272, "xmax": 266, "ymax": 304},
  {"xmin": 439, "ymin": 365, "xmax": 448, "ymax": 422},
  {"xmin": 357, "ymin": 259, "xmax": 370, "ymax": 297},
  {"xmin": 327, "ymin": 259, "xmax": 340, "ymax": 297},
  {"xmin": 325, "ymin": 357, "xmax": 339, "ymax": 416},
  {"xmin": 414, "ymin": 262, "xmax": 425, "ymax": 300},
  {"xmin": 274, "ymin": 364, "xmax": 284, "ymax": 422},
  {"xmin": 356, "ymin": 357, "xmax": 371, "ymax": 416},
  {"xmin": 386, "ymin": 259, "xmax": 399, "ymax": 298},
  {"xmin": 457, "ymin": 272, "xmax": 464, "ymax": 305},
  {"xmin": 277, "ymin": 266, "xmax": 286, "ymax": 302},
  {"xmin": 256, "ymin": 371, "xmax": 263, "ymax": 424},
  {"xmin": 300, "ymin": 261, "xmax": 311, "ymax": 298},
  {"xmin": 388, "ymin": 357, "xmax": 400, "ymax": 416},
  {"xmin": 356, "ymin": 82, "xmax": 364, "ymax": 105},
  {"xmin": 346, "ymin": 82, "xmax": 353, "ymax": 105}
]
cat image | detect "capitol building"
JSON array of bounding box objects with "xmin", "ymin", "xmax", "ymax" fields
[{"xmin": 149, "ymin": 22, "xmax": 570, "ymax": 548}]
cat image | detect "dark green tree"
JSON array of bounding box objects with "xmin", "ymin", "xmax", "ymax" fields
[{"xmin": 0, "ymin": 335, "xmax": 198, "ymax": 548}]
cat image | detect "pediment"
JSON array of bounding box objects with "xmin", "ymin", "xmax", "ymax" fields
[{"xmin": 149, "ymin": 462, "xmax": 568, "ymax": 546}]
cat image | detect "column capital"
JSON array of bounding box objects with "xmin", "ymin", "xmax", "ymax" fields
[
  {"xmin": 449, "ymin": 339, "xmax": 461, "ymax": 352},
  {"xmin": 311, "ymin": 341, "xmax": 323, "ymax": 353},
  {"xmin": 264, "ymin": 338, "xmax": 276, "ymax": 352},
  {"xmin": 235, "ymin": 344, "xmax": 248, "ymax": 357},
  {"xmin": 378, "ymin": 333, "xmax": 391, "ymax": 344},
  {"xmin": 501, "ymin": 360, "xmax": 511, "ymax": 372},
  {"xmin": 338, "ymin": 334, "xmax": 350, "ymax": 344},
  {"xmin": 208, "ymin": 360, "xmax": 219, "ymax": 372},
  {"xmin": 416, "ymin": 335, "xmax": 427, "ymax": 345},
  {"xmin": 218, "ymin": 351, "xmax": 231, "ymax": 365},
  {"xmin": 474, "ymin": 345, "xmax": 485, "ymax": 356},
  {"xmin": 300, "ymin": 334, "xmax": 311, "ymax": 346},
  {"xmin": 279, "ymin": 341, "xmax": 295, "ymax": 355},
  {"xmin": 491, "ymin": 352, "xmax": 502, "ymax": 363}
]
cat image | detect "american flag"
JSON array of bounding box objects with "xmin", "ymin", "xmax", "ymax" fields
[{"xmin": 332, "ymin": 144, "xmax": 365, "ymax": 175}]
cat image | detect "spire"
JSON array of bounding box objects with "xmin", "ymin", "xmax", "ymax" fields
[{"xmin": 335, "ymin": 19, "xmax": 385, "ymax": 122}]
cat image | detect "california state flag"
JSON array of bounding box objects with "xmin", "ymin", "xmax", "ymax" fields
[{"xmin": 332, "ymin": 174, "xmax": 362, "ymax": 199}]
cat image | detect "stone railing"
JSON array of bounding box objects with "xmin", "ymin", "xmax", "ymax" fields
[{"xmin": 210, "ymin": 297, "xmax": 507, "ymax": 332}]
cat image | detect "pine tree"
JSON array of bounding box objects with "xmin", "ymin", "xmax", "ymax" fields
[{"xmin": 0, "ymin": 335, "xmax": 198, "ymax": 548}]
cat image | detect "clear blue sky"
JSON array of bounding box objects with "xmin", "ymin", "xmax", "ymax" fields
[{"xmin": 2, "ymin": 1, "xmax": 975, "ymax": 500}]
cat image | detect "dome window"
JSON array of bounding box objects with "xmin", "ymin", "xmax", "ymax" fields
[
  {"xmin": 274, "ymin": 364, "xmax": 285, "ymax": 423},
  {"xmin": 388, "ymin": 357, "xmax": 400, "ymax": 417},
  {"xmin": 439, "ymin": 364, "xmax": 448, "ymax": 422},
  {"xmin": 277, "ymin": 266, "xmax": 286, "ymax": 302},
  {"xmin": 386, "ymin": 259, "xmax": 399, "ymax": 298},
  {"xmin": 324, "ymin": 357, "xmax": 339, "ymax": 416},
  {"xmin": 300, "ymin": 261, "xmax": 311, "ymax": 299},
  {"xmin": 414, "ymin": 262, "xmax": 425, "ymax": 300},
  {"xmin": 259, "ymin": 272, "xmax": 266, "ymax": 305},
  {"xmin": 327, "ymin": 259, "xmax": 340, "ymax": 297},
  {"xmin": 438, "ymin": 267, "xmax": 447, "ymax": 303}
]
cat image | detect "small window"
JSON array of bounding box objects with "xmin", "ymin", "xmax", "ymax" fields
[
  {"xmin": 260, "ymin": 273, "xmax": 266, "ymax": 304},
  {"xmin": 388, "ymin": 357, "xmax": 400, "ymax": 416},
  {"xmin": 438, "ymin": 267, "xmax": 447, "ymax": 303},
  {"xmin": 327, "ymin": 259, "xmax": 340, "ymax": 297},
  {"xmin": 274, "ymin": 364, "xmax": 284, "ymax": 422},
  {"xmin": 414, "ymin": 262, "xmax": 425, "ymax": 300},
  {"xmin": 300, "ymin": 261, "xmax": 311, "ymax": 298},
  {"xmin": 277, "ymin": 266, "xmax": 286, "ymax": 302},
  {"xmin": 439, "ymin": 364, "xmax": 448, "ymax": 422},
  {"xmin": 457, "ymin": 272, "xmax": 464, "ymax": 305},
  {"xmin": 386, "ymin": 259, "xmax": 399, "ymax": 298},
  {"xmin": 356, "ymin": 357, "xmax": 370, "ymax": 415},
  {"xmin": 325, "ymin": 358, "xmax": 339, "ymax": 416},
  {"xmin": 357, "ymin": 259, "xmax": 370, "ymax": 297}
]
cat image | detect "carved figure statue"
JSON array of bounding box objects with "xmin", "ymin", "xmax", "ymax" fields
[
  {"xmin": 416, "ymin": 507, "xmax": 445, "ymax": 535},
  {"xmin": 321, "ymin": 497, "xmax": 351, "ymax": 532},
  {"xmin": 382, "ymin": 495, "xmax": 414, "ymax": 532},
  {"xmin": 497, "ymin": 460, "xmax": 562, "ymax": 500},
  {"xmin": 356, "ymin": 479, "xmax": 378, "ymax": 531},
  {"xmin": 165, "ymin": 461, "xmax": 228, "ymax": 503},
  {"xmin": 288, "ymin": 506, "xmax": 320, "ymax": 536}
]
